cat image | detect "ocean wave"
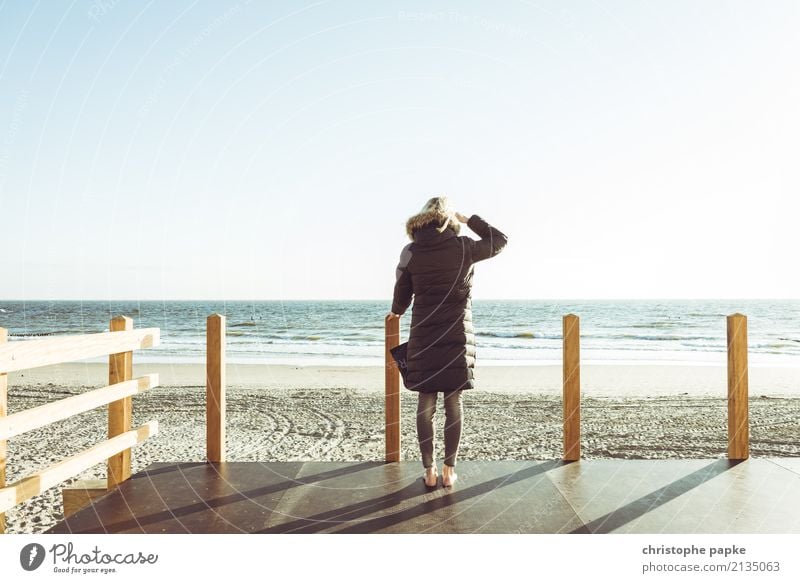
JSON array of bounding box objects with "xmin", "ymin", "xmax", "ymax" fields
[
  {"xmin": 584, "ymin": 333, "xmax": 719, "ymax": 342},
  {"xmin": 9, "ymin": 330, "xmax": 101, "ymax": 337},
  {"xmin": 478, "ymin": 331, "xmax": 538, "ymax": 339},
  {"xmin": 630, "ymin": 321, "xmax": 682, "ymax": 328},
  {"xmin": 751, "ymin": 342, "xmax": 800, "ymax": 350},
  {"xmin": 231, "ymin": 321, "xmax": 258, "ymax": 327}
]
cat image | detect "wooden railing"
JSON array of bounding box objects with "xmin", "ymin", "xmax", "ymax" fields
[
  {"xmin": 206, "ymin": 313, "xmax": 226, "ymax": 462},
  {"xmin": 384, "ymin": 314, "xmax": 401, "ymax": 462},
  {"xmin": 0, "ymin": 316, "xmax": 160, "ymax": 533},
  {"xmin": 384, "ymin": 312, "xmax": 751, "ymax": 462},
  {"xmin": 562, "ymin": 314, "xmax": 581, "ymax": 461},
  {"xmin": 727, "ymin": 313, "xmax": 749, "ymax": 459}
]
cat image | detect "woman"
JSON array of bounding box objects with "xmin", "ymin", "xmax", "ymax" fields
[{"xmin": 388, "ymin": 196, "xmax": 509, "ymax": 488}]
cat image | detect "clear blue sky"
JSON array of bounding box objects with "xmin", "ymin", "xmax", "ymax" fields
[{"xmin": 1, "ymin": 1, "xmax": 798, "ymax": 300}]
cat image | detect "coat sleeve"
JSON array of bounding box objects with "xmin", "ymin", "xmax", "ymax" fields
[
  {"xmin": 467, "ymin": 214, "xmax": 509, "ymax": 263},
  {"xmin": 391, "ymin": 243, "xmax": 414, "ymax": 315}
]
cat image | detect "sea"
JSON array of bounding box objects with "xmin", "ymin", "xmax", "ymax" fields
[{"xmin": 1, "ymin": 299, "xmax": 799, "ymax": 367}]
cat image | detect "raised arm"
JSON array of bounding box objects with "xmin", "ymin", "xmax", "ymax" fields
[
  {"xmin": 466, "ymin": 214, "xmax": 508, "ymax": 263},
  {"xmin": 390, "ymin": 243, "xmax": 413, "ymax": 316}
]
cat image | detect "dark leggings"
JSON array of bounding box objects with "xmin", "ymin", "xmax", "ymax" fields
[{"xmin": 416, "ymin": 390, "xmax": 463, "ymax": 468}]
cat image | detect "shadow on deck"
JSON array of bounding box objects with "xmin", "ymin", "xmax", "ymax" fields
[{"xmin": 47, "ymin": 458, "xmax": 800, "ymax": 534}]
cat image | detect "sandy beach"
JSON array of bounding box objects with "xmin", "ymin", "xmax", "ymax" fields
[{"xmin": 3, "ymin": 362, "xmax": 800, "ymax": 534}]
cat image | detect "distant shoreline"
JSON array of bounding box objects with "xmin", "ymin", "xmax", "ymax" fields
[
  {"xmin": 9, "ymin": 361, "xmax": 800, "ymax": 397},
  {"xmin": 3, "ymin": 299, "xmax": 799, "ymax": 368}
]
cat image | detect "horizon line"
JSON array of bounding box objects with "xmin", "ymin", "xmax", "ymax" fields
[{"xmin": 2, "ymin": 297, "xmax": 799, "ymax": 302}]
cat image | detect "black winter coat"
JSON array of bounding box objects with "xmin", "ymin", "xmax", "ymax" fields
[{"xmin": 390, "ymin": 214, "xmax": 509, "ymax": 393}]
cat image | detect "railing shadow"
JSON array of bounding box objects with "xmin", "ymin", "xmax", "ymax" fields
[
  {"xmin": 85, "ymin": 461, "xmax": 381, "ymax": 533},
  {"xmin": 261, "ymin": 460, "xmax": 567, "ymax": 533},
  {"xmin": 570, "ymin": 459, "xmax": 743, "ymax": 533},
  {"xmin": 57, "ymin": 458, "xmax": 743, "ymax": 534}
]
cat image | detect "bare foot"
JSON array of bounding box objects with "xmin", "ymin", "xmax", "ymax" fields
[
  {"xmin": 423, "ymin": 466, "xmax": 438, "ymax": 487},
  {"xmin": 442, "ymin": 464, "xmax": 457, "ymax": 487}
]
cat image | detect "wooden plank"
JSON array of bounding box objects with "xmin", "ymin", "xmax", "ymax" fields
[
  {"xmin": 0, "ymin": 327, "xmax": 6, "ymax": 533},
  {"xmin": 727, "ymin": 313, "xmax": 749, "ymax": 460},
  {"xmin": 62, "ymin": 479, "xmax": 107, "ymax": 518},
  {"xmin": 108, "ymin": 316, "xmax": 134, "ymax": 489},
  {"xmin": 0, "ymin": 421, "xmax": 157, "ymax": 513},
  {"xmin": 563, "ymin": 314, "xmax": 581, "ymax": 461},
  {"xmin": 385, "ymin": 314, "xmax": 401, "ymax": 462},
  {"xmin": 0, "ymin": 374, "xmax": 159, "ymax": 441},
  {"xmin": 206, "ymin": 314, "xmax": 226, "ymax": 462},
  {"xmin": 0, "ymin": 327, "xmax": 159, "ymax": 374}
]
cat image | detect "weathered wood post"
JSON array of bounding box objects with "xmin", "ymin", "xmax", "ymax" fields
[
  {"xmin": 207, "ymin": 314, "xmax": 226, "ymax": 462},
  {"xmin": 108, "ymin": 316, "xmax": 134, "ymax": 489},
  {"xmin": 0, "ymin": 327, "xmax": 7, "ymax": 533},
  {"xmin": 727, "ymin": 313, "xmax": 749, "ymax": 460},
  {"xmin": 563, "ymin": 314, "xmax": 581, "ymax": 461},
  {"xmin": 385, "ymin": 314, "xmax": 401, "ymax": 462}
]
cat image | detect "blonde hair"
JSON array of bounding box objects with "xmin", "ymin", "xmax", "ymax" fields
[{"xmin": 405, "ymin": 196, "xmax": 460, "ymax": 240}]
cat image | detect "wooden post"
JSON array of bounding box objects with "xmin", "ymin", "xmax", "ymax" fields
[
  {"xmin": 385, "ymin": 314, "xmax": 401, "ymax": 462},
  {"xmin": 206, "ymin": 313, "xmax": 226, "ymax": 462},
  {"xmin": 0, "ymin": 327, "xmax": 7, "ymax": 533},
  {"xmin": 563, "ymin": 314, "xmax": 581, "ymax": 461},
  {"xmin": 107, "ymin": 316, "xmax": 134, "ymax": 489},
  {"xmin": 727, "ymin": 313, "xmax": 749, "ymax": 460}
]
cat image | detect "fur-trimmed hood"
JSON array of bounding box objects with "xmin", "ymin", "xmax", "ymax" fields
[{"xmin": 405, "ymin": 208, "xmax": 461, "ymax": 240}]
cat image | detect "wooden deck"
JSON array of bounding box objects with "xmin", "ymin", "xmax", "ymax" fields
[{"xmin": 47, "ymin": 458, "xmax": 800, "ymax": 534}]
